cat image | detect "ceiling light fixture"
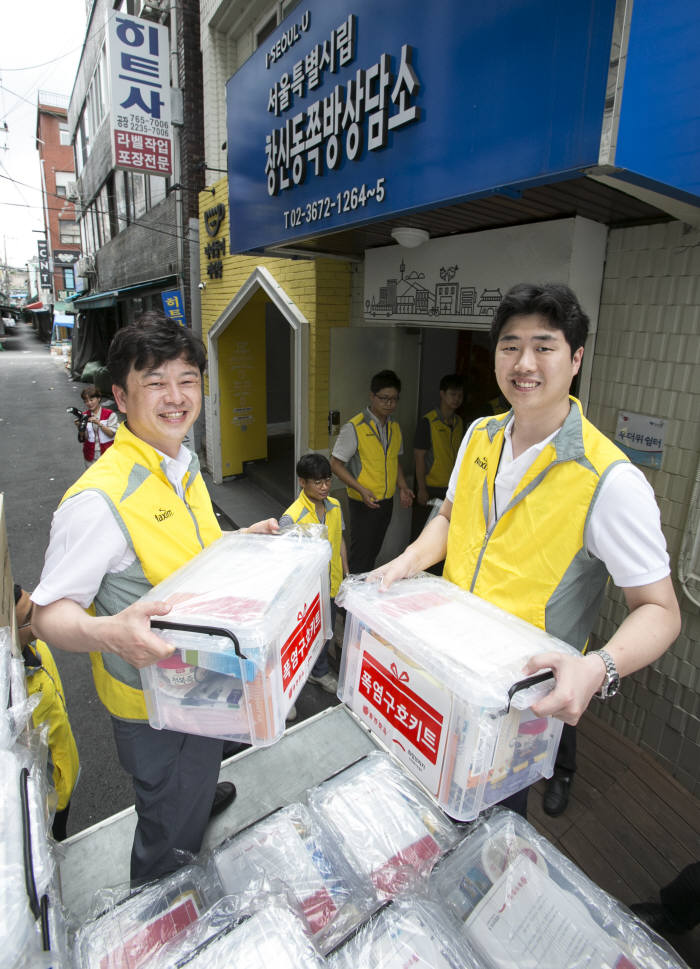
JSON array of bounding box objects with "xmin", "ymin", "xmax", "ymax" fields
[{"xmin": 391, "ymin": 227, "xmax": 430, "ymax": 248}]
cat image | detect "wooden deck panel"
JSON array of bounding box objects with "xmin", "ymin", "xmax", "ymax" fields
[{"xmin": 531, "ymin": 711, "xmax": 700, "ymax": 967}]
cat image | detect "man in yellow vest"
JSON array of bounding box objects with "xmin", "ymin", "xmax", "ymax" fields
[
  {"xmin": 372, "ymin": 283, "xmax": 680, "ymax": 819},
  {"xmin": 280, "ymin": 453, "xmax": 349, "ymax": 706},
  {"xmin": 15, "ymin": 584, "xmax": 79, "ymax": 841},
  {"xmin": 412, "ymin": 373, "xmax": 464, "ymax": 542},
  {"xmin": 32, "ymin": 314, "xmax": 278, "ymax": 883},
  {"xmin": 331, "ymin": 369, "xmax": 414, "ymax": 574}
]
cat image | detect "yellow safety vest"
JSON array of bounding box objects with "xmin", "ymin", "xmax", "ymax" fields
[
  {"xmin": 444, "ymin": 398, "xmax": 628, "ymax": 651},
  {"xmin": 346, "ymin": 412, "xmax": 402, "ymax": 502},
  {"xmin": 423, "ymin": 408, "xmax": 464, "ymax": 488},
  {"xmin": 25, "ymin": 640, "xmax": 80, "ymax": 810},
  {"xmin": 61, "ymin": 423, "xmax": 222, "ymax": 720},
  {"xmin": 283, "ymin": 491, "xmax": 344, "ymax": 597}
]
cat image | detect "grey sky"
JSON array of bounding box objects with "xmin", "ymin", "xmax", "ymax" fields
[{"xmin": 0, "ymin": 0, "xmax": 86, "ymax": 268}]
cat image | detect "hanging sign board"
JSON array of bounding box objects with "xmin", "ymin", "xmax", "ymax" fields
[
  {"xmin": 225, "ymin": 0, "xmax": 616, "ymax": 253},
  {"xmin": 107, "ymin": 12, "xmax": 172, "ymax": 176}
]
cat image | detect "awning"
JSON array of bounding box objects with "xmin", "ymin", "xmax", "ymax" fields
[
  {"xmin": 24, "ymin": 300, "xmax": 43, "ymax": 310},
  {"xmin": 72, "ymin": 274, "xmax": 177, "ymax": 310}
]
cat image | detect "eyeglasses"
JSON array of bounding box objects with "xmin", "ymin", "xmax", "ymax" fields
[
  {"xmin": 312, "ymin": 477, "xmax": 332, "ymax": 487},
  {"xmin": 373, "ymin": 394, "xmax": 400, "ymax": 404}
]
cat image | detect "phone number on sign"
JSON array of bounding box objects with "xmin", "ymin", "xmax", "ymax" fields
[{"xmin": 283, "ymin": 178, "xmax": 386, "ymax": 229}]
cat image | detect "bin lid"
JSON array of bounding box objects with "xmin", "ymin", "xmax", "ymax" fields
[
  {"xmin": 141, "ymin": 527, "xmax": 331, "ymax": 656},
  {"xmin": 336, "ymin": 575, "xmax": 580, "ymax": 709}
]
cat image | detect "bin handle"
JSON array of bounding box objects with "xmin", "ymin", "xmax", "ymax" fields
[
  {"xmin": 20, "ymin": 767, "xmax": 40, "ymax": 920},
  {"xmin": 150, "ymin": 619, "xmax": 247, "ymax": 661},
  {"xmin": 506, "ymin": 671, "xmax": 554, "ymax": 712}
]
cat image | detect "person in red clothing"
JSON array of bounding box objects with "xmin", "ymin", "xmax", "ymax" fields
[{"xmin": 78, "ymin": 385, "xmax": 119, "ymax": 466}]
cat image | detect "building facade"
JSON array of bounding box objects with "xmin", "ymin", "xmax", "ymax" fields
[
  {"xmin": 67, "ymin": 0, "xmax": 204, "ymax": 378},
  {"xmin": 35, "ymin": 92, "xmax": 80, "ymax": 307},
  {"xmin": 197, "ymin": 0, "xmax": 700, "ymax": 794}
]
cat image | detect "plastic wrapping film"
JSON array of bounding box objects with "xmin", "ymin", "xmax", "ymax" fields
[
  {"xmin": 1, "ymin": 627, "xmax": 38, "ymax": 748},
  {"xmin": 429, "ymin": 808, "xmax": 690, "ymax": 969},
  {"xmin": 72, "ymin": 864, "xmax": 220, "ymax": 969},
  {"xmin": 151, "ymin": 896, "xmax": 329, "ymax": 969},
  {"xmin": 328, "ymin": 895, "xmax": 482, "ymax": 969},
  {"xmin": 139, "ymin": 528, "xmax": 332, "ymax": 746},
  {"xmin": 336, "ymin": 574, "xmax": 573, "ymax": 821},
  {"xmin": 307, "ymin": 752, "xmax": 460, "ymax": 900},
  {"xmin": 0, "ymin": 742, "xmax": 60, "ymax": 969},
  {"xmin": 209, "ymin": 801, "xmax": 376, "ymax": 953}
]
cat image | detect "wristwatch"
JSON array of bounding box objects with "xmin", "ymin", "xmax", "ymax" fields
[{"xmin": 594, "ymin": 649, "xmax": 620, "ymax": 699}]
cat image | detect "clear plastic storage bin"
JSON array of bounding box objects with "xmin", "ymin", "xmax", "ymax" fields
[
  {"xmin": 140, "ymin": 529, "xmax": 331, "ymax": 746},
  {"xmin": 336, "ymin": 575, "xmax": 580, "ymax": 821},
  {"xmin": 429, "ymin": 809, "xmax": 688, "ymax": 969}
]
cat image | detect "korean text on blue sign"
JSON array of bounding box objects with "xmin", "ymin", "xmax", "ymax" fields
[
  {"xmin": 226, "ymin": 0, "xmax": 617, "ymax": 253},
  {"xmin": 108, "ymin": 12, "xmax": 172, "ymax": 176},
  {"xmin": 614, "ymin": 411, "xmax": 666, "ymax": 469},
  {"xmin": 161, "ymin": 289, "xmax": 186, "ymax": 326}
]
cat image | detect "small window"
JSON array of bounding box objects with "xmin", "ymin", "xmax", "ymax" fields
[
  {"xmin": 59, "ymin": 123, "xmax": 71, "ymax": 147},
  {"xmin": 256, "ymin": 12, "xmax": 278, "ymax": 48},
  {"xmin": 63, "ymin": 267, "xmax": 75, "ymax": 291},
  {"xmin": 59, "ymin": 219, "xmax": 81, "ymax": 245}
]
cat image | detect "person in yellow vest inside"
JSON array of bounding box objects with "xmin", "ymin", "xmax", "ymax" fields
[
  {"xmin": 31, "ymin": 313, "xmax": 278, "ymax": 884},
  {"xmin": 412, "ymin": 373, "xmax": 464, "ymax": 544},
  {"xmin": 15, "ymin": 584, "xmax": 79, "ymax": 841},
  {"xmin": 280, "ymin": 453, "xmax": 349, "ymax": 717},
  {"xmin": 372, "ymin": 283, "xmax": 680, "ymax": 820},
  {"xmin": 331, "ymin": 369, "xmax": 414, "ymax": 574}
]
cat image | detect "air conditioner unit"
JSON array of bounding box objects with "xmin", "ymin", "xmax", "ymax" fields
[
  {"xmin": 77, "ymin": 255, "xmax": 96, "ymax": 276},
  {"xmin": 66, "ymin": 181, "xmax": 80, "ymax": 202},
  {"xmin": 140, "ymin": 0, "xmax": 167, "ymax": 21}
]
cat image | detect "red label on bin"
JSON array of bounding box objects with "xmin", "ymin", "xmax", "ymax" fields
[
  {"xmin": 281, "ymin": 593, "xmax": 322, "ymax": 690},
  {"xmin": 358, "ymin": 650, "xmax": 444, "ymax": 766}
]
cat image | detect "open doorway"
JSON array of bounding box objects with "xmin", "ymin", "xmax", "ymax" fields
[{"xmin": 206, "ymin": 266, "xmax": 308, "ymax": 494}]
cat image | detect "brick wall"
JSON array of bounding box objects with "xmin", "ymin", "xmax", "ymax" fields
[
  {"xmin": 587, "ymin": 219, "xmax": 700, "ymax": 795},
  {"xmin": 199, "ymin": 180, "xmax": 351, "ymax": 452}
]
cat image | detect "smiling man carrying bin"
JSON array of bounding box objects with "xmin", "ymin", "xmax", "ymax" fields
[{"xmin": 32, "ymin": 313, "xmax": 277, "ymax": 884}]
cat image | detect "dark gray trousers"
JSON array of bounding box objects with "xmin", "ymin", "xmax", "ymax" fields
[{"xmin": 111, "ymin": 717, "xmax": 224, "ymax": 884}]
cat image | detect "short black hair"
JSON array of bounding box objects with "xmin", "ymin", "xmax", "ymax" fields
[
  {"xmin": 490, "ymin": 283, "xmax": 589, "ymax": 358},
  {"xmin": 297, "ymin": 452, "xmax": 331, "ymax": 479},
  {"xmin": 439, "ymin": 373, "xmax": 463, "ymax": 393},
  {"xmin": 370, "ymin": 369, "xmax": 401, "ymax": 394},
  {"xmin": 107, "ymin": 312, "xmax": 207, "ymax": 389}
]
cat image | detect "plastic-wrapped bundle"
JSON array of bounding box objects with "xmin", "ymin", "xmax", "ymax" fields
[
  {"xmin": 308, "ymin": 752, "xmax": 459, "ymax": 899},
  {"xmin": 0, "ymin": 627, "xmax": 37, "ymax": 749},
  {"xmin": 0, "ymin": 743, "xmax": 59, "ymax": 969},
  {"xmin": 328, "ymin": 896, "xmax": 482, "ymax": 968},
  {"xmin": 140, "ymin": 528, "xmax": 332, "ymax": 746},
  {"xmin": 153, "ymin": 897, "xmax": 329, "ymax": 968},
  {"xmin": 72, "ymin": 864, "xmax": 219, "ymax": 969},
  {"xmin": 430, "ymin": 809, "xmax": 690, "ymax": 969},
  {"xmin": 336, "ymin": 573, "xmax": 580, "ymax": 821},
  {"xmin": 209, "ymin": 802, "xmax": 376, "ymax": 953}
]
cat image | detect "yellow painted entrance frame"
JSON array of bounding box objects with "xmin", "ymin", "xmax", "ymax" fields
[{"xmin": 206, "ymin": 266, "xmax": 309, "ymax": 484}]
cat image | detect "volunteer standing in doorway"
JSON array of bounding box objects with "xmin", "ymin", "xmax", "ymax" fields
[{"xmin": 373, "ymin": 283, "xmax": 680, "ymax": 817}]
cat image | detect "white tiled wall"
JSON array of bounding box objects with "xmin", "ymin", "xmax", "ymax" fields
[{"xmin": 588, "ymin": 219, "xmax": 700, "ymax": 795}]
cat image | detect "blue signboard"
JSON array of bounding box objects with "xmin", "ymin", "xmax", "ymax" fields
[
  {"xmin": 226, "ymin": 0, "xmax": 616, "ymax": 253},
  {"xmin": 161, "ymin": 288, "xmax": 186, "ymax": 326},
  {"xmin": 614, "ymin": 0, "xmax": 700, "ymax": 203}
]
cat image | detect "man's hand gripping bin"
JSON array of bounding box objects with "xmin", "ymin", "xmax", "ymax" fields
[
  {"xmin": 336, "ymin": 574, "xmax": 580, "ymax": 821},
  {"xmin": 139, "ymin": 528, "xmax": 332, "ymax": 746}
]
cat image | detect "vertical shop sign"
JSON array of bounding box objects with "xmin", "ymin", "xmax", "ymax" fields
[
  {"xmin": 161, "ymin": 288, "xmax": 186, "ymax": 326},
  {"xmin": 108, "ymin": 12, "xmax": 172, "ymax": 176},
  {"xmin": 37, "ymin": 239, "xmax": 51, "ymax": 288}
]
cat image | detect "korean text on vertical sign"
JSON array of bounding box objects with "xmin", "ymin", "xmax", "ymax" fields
[
  {"xmin": 161, "ymin": 289, "xmax": 186, "ymax": 326},
  {"xmin": 108, "ymin": 12, "xmax": 172, "ymax": 176},
  {"xmin": 280, "ymin": 585, "xmax": 324, "ymax": 696}
]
